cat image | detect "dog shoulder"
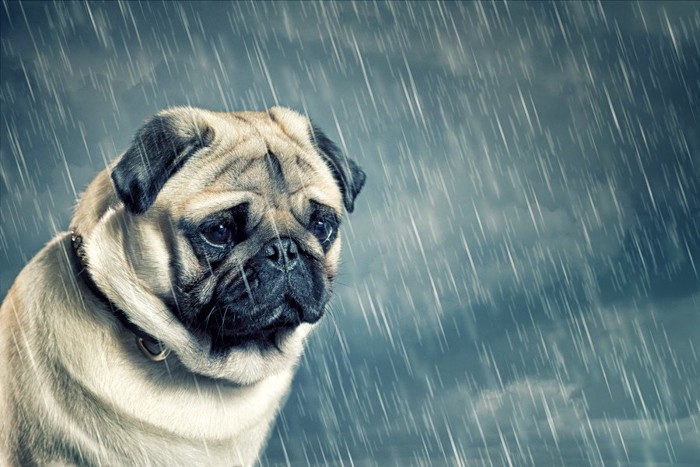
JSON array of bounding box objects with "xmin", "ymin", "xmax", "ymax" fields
[{"xmin": 0, "ymin": 233, "xmax": 80, "ymax": 464}]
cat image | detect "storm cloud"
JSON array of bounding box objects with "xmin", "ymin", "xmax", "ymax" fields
[{"xmin": 1, "ymin": 2, "xmax": 699, "ymax": 466}]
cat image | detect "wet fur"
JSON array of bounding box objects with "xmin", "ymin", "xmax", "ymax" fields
[{"xmin": 0, "ymin": 107, "xmax": 364, "ymax": 466}]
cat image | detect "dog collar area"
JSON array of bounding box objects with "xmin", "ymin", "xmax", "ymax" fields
[
  {"xmin": 136, "ymin": 336, "xmax": 169, "ymax": 361},
  {"xmin": 70, "ymin": 229, "xmax": 170, "ymax": 363}
]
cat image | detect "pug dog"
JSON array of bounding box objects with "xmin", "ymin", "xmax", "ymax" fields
[{"xmin": 0, "ymin": 107, "xmax": 365, "ymax": 466}]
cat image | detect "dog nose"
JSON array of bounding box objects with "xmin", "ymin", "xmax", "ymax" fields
[{"xmin": 263, "ymin": 238, "xmax": 299, "ymax": 271}]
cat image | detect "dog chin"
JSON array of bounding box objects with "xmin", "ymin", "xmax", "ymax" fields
[
  {"xmin": 203, "ymin": 299, "xmax": 324, "ymax": 352},
  {"xmin": 175, "ymin": 322, "xmax": 315, "ymax": 385}
]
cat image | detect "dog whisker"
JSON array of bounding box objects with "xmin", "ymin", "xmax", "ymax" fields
[{"xmin": 2, "ymin": 105, "xmax": 365, "ymax": 465}]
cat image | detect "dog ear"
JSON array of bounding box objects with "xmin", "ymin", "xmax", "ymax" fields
[
  {"xmin": 111, "ymin": 108, "xmax": 215, "ymax": 214},
  {"xmin": 310, "ymin": 125, "xmax": 366, "ymax": 213}
]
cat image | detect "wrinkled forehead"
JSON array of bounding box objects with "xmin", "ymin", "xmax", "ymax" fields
[{"xmin": 164, "ymin": 110, "xmax": 342, "ymax": 221}]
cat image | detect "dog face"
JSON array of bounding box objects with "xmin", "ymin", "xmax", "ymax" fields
[{"xmin": 83, "ymin": 107, "xmax": 364, "ymax": 384}]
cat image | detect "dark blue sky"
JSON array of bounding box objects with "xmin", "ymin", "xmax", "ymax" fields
[{"xmin": 1, "ymin": 2, "xmax": 699, "ymax": 465}]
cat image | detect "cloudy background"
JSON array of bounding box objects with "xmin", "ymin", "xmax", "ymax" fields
[{"xmin": 1, "ymin": 2, "xmax": 699, "ymax": 465}]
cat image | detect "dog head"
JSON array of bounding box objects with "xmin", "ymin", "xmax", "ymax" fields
[{"xmin": 79, "ymin": 107, "xmax": 365, "ymax": 384}]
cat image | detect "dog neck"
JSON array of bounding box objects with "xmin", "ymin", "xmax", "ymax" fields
[{"xmin": 70, "ymin": 229, "xmax": 170, "ymax": 362}]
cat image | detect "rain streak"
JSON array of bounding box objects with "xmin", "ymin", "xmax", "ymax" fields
[{"xmin": 1, "ymin": 2, "xmax": 699, "ymax": 466}]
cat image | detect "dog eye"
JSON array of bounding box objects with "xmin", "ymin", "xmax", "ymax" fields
[
  {"xmin": 311, "ymin": 219, "xmax": 334, "ymax": 246},
  {"xmin": 200, "ymin": 223, "xmax": 232, "ymax": 247}
]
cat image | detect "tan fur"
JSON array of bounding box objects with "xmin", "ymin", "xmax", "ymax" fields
[{"xmin": 0, "ymin": 107, "xmax": 350, "ymax": 466}]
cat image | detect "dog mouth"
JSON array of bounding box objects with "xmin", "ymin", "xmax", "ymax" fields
[
  {"xmin": 174, "ymin": 245, "xmax": 329, "ymax": 354},
  {"xmin": 201, "ymin": 294, "xmax": 321, "ymax": 353},
  {"xmin": 236, "ymin": 296, "xmax": 306, "ymax": 337}
]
